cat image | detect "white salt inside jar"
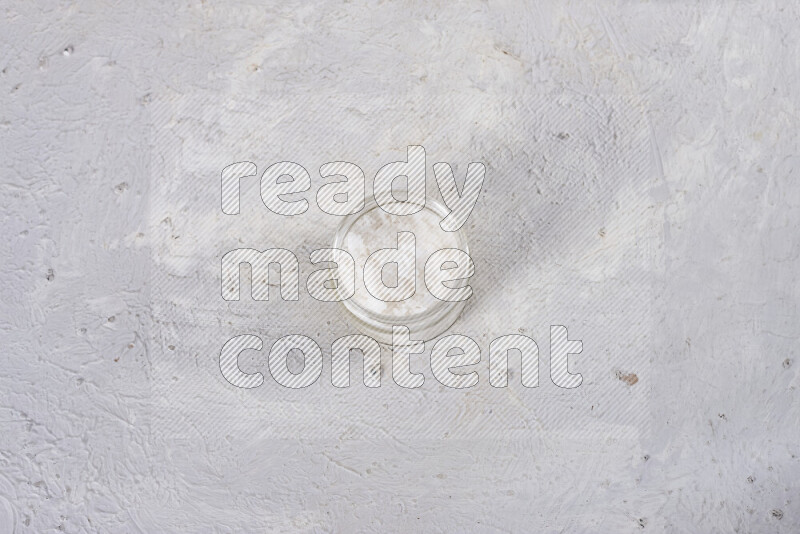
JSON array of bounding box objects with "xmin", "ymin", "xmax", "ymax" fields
[{"xmin": 332, "ymin": 195, "xmax": 470, "ymax": 345}]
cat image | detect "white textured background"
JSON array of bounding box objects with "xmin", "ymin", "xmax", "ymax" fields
[{"xmin": 1, "ymin": 1, "xmax": 799, "ymax": 532}]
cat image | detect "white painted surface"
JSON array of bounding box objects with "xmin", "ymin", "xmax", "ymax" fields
[{"xmin": 1, "ymin": 1, "xmax": 798, "ymax": 532}]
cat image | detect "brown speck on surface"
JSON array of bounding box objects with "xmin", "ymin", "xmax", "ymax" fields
[
  {"xmin": 107, "ymin": 316, "xmax": 115, "ymax": 323},
  {"xmin": 168, "ymin": 345, "xmax": 175, "ymax": 351},
  {"xmin": 746, "ymin": 475, "xmax": 755, "ymax": 483},
  {"xmin": 616, "ymin": 371, "xmax": 639, "ymax": 386},
  {"xmin": 598, "ymin": 228, "xmax": 606, "ymax": 237},
  {"xmin": 771, "ymin": 509, "xmax": 783, "ymax": 520},
  {"xmin": 113, "ymin": 357, "xmax": 119, "ymax": 362},
  {"xmin": 46, "ymin": 268, "xmax": 54, "ymax": 281},
  {"xmin": 783, "ymin": 358, "xmax": 792, "ymax": 368}
]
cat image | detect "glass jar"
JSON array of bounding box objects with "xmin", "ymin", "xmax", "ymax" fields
[{"xmin": 332, "ymin": 194, "xmax": 470, "ymax": 346}]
